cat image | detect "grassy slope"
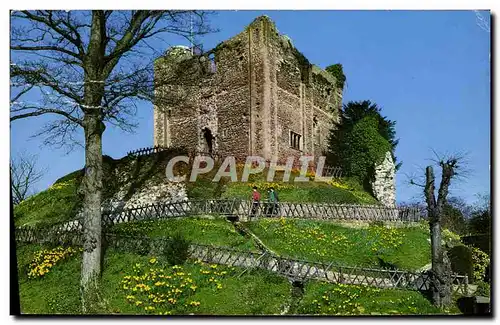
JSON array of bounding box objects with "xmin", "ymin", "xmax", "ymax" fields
[
  {"xmin": 109, "ymin": 217, "xmax": 259, "ymax": 252},
  {"xmin": 296, "ymin": 281, "xmax": 442, "ymax": 315},
  {"xmin": 14, "ymin": 150, "xmax": 188, "ymax": 227},
  {"xmin": 14, "ymin": 170, "xmax": 83, "ymax": 227},
  {"xmin": 17, "ymin": 244, "xmax": 290, "ymax": 315},
  {"xmin": 15, "ymin": 153, "xmax": 378, "ymax": 227},
  {"xmin": 111, "ymin": 216, "xmax": 430, "ymax": 271},
  {"xmin": 247, "ymin": 218, "xmax": 431, "ymax": 271},
  {"xmin": 17, "ymin": 243, "xmax": 447, "ymax": 315},
  {"xmin": 211, "ymin": 168, "xmax": 379, "ymax": 205}
]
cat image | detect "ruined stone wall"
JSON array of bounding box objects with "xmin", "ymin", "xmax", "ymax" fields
[
  {"xmin": 154, "ymin": 36, "xmax": 250, "ymax": 159},
  {"xmin": 248, "ymin": 16, "xmax": 342, "ymax": 164},
  {"xmin": 154, "ymin": 15, "xmax": 343, "ymax": 165},
  {"xmin": 371, "ymin": 151, "xmax": 397, "ymax": 207},
  {"xmin": 310, "ymin": 67, "xmax": 342, "ymax": 157}
]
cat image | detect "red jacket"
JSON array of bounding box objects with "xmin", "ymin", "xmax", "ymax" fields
[{"xmin": 252, "ymin": 191, "xmax": 261, "ymax": 201}]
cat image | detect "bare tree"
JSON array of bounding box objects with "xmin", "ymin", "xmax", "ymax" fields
[
  {"xmin": 10, "ymin": 10, "xmax": 214, "ymax": 312},
  {"xmin": 10, "ymin": 151, "xmax": 45, "ymax": 205},
  {"xmin": 410, "ymin": 153, "xmax": 466, "ymax": 307}
]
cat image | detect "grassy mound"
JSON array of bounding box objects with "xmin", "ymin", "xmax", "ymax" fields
[
  {"xmin": 14, "ymin": 151, "xmax": 379, "ymax": 227},
  {"xmin": 296, "ymin": 282, "xmax": 442, "ymax": 315},
  {"xmin": 16, "ymin": 243, "xmax": 449, "ymax": 315},
  {"xmin": 109, "ymin": 217, "xmax": 259, "ymax": 252},
  {"xmin": 14, "ymin": 149, "xmax": 188, "ymax": 227},
  {"xmin": 247, "ymin": 218, "xmax": 431, "ymax": 270},
  {"xmin": 110, "ymin": 216, "xmax": 430, "ymax": 271},
  {"xmin": 17, "ymin": 244, "xmax": 290, "ymax": 315},
  {"xmin": 189, "ymin": 166, "xmax": 378, "ymax": 204},
  {"xmin": 14, "ymin": 170, "xmax": 83, "ymax": 227}
]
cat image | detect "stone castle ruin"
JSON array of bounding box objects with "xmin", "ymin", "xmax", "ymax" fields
[
  {"xmin": 153, "ymin": 15, "xmax": 343, "ymax": 163},
  {"xmin": 153, "ymin": 15, "xmax": 396, "ymax": 207}
]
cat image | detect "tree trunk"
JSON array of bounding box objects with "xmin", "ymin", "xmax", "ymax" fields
[
  {"xmin": 425, "ymin": 165, "xmax": 453, "ymax": 308},
  {"xmin": 80, "ymin": 113, "xmax": 105, "ymax": 312},
  {"xmin": 80, "ymin": 10, "xmax": 107, "ymax": 313}
]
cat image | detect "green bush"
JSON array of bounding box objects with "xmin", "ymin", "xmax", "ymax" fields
[
  {"xmin": 163, "ymin": 232, "xmax": 191, "ymax": 266},
  {"xmin": 442, "ymin": 228, "xmax": 461, "ymax": 246},
  {"xmin": 448, "ymin": 245, "xmax": 473, "ymax": 282},
  {"xmin": 470, "ymin": 247, "xmax": 490, "ymax": 283},
  {"xmin": 341, "ymin": 116, "xmax": 391, "ymax": 184},
  {"xmin": 475, "ymin": 281, "xmax": 490, "ymax": 297}
]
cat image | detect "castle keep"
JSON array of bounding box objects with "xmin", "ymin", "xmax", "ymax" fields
[{"xmin": 153, "ymin": 16, "xmax": 343, "ymax": 163}]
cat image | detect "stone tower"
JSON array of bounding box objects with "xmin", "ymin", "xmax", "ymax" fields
[{"xmin": 154, "ymin": 15, "xmax": 343, "ymax": 163}]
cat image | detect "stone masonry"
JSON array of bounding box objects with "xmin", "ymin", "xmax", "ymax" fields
[
  {"xmin": 153, "ymin": 16, "xmax": 343, "ymax": 164},
  {"xmin": 370, "ymin": 151, "xmax": 397, "ymax": 207}
]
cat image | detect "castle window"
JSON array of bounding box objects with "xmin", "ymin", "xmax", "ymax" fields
[
  {"xmin": 289, "ymin": 131, "xmax": 302, "ymax": 151},
  {"xmin": 313, "ymin": 116, "xmax": 320, "ymax": 145}
]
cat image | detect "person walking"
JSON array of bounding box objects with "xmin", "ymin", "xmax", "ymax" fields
[
  {"xmin": 267, "ymin": 187, "xmax": 279, "ymax": 216},
  {"xmin": 250, "ymin": 186, "xmax": 261, "ymax": 219}
]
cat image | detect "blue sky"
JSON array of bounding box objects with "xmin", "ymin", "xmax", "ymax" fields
[{"xmin": 10, "ymin": 10, "xmax": 490, "ymax": 204}]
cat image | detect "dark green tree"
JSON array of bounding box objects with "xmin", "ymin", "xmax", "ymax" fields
[
  {"xmin": 339, "ymin": 115, "xmax": 391, "ymax": 187},
  {"xmin": 468, "ymin": 194, "xmax": 491, "ymax": 235},
  {"xmin": 327, "ymin": 100, "xmax": 400, "ymax": 178},
  {"xmin": 441, "ymin": 201, "xmax": 468, "ymax": 235},
  {"xmin": 469, "ymin": 209, "xmax": 491, "ymax": 235}
]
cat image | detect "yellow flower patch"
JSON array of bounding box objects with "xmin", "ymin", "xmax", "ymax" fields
[
  {"xmin": 120, "ymin": 259, "xmax": 236, "ymax": 314},
  {"xmin": 27, "ymin": 246, "xmax": 82, "ymax": 279}
]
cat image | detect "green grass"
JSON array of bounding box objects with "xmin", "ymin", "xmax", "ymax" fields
[
  {"xmin": 17, "ymin": 244, "xmax": 290, "ymax": 315},
  {"xmin": 16, "ymin": 244, "xmax": 82, "ymax": 314},
  {"xmin": 14, "ymin": 153, "xmax": 378, "ymax": 228},
  {"xmin": 109, "ymin": 216, "xmax": 259, "ymax": 251},
  {"xmin": 14, "ymin": 172, "xmax": 82, "ymax": 227},
  {"xmin": 221, "ymin": 173, "xmax": 379, "ymax": 205},
  {"xmin": 111, "ymin": 216, "xmax": 431, "ymax": 270},
  {"xmin": 296, "ymin": 282, "xmax": 442, "ymax": 315},
  {"xmin": 246, "ymin": 218, "xmax": 431, "ymax": 270},
  {"xmin": 16, "ymin": 243, "xmax": 455, "ymax": 315},
  {"xmin": 185, "ymin": 164, "xmax": 378, "ymax": 205}
]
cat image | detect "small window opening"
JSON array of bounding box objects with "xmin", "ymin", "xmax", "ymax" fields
[{"xmin": 289, "ymin": 131, "xmax": 302, "ymax": 150}]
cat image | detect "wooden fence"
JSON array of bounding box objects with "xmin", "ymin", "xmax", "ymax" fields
[
  {"xmin": 14, "ymin": 199, "xmax": 422, "ymax": 244},
  {"xmin": 103, "ymin": 233, "xmax": 470, "ymax": 295},
  {"xmin": 100, "ymin": 199, "xmax": 422, "ymax": 225},
  {"xmin": 321, "ymin": 166, "xmax": 343, "ymax": 178},
  {"xmin": 14, "ymin": 227, "xmax": 469, "ymax": 296},
  {"xmin": 127, "ymin": 145, "xmax": 169, "ymax": 157},
  {"xmin": 124, "ymin": 146, "xmax": 344, "ymax": 177}
]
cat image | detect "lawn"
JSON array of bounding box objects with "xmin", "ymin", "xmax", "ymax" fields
[
  {"xmin": 221, "ymin": 172, "xmax": 379, "ymax": 205},
  {"xmin": 246, "ymin": 218, "xmax": 431, "ymax": 271},
  {"xmin": 109, "ymin": 216, "xmax": 431, "ymax": 271},
  {"xmin": 108, "ymin": 216, "xmax": 259, "ymax": 252},
  {"xmin": 17, "ymin": 244, "xmax": 291, "ymax": 315},
  {"xmin": 14, "ymin": 171, "xmax": 82, "ymax": 227},
  {"xmin": 185, "ymin": 163, "xmax": 378, "ymax": 205},
  {"xmin": 295, "ymin": 281, "xmax": 443, "ymax": 315},
  {"xmin": 16, "ymin": 243, "xmax": 451, "ymax": 315}
]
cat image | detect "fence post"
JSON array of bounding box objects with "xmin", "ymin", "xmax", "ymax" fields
[{"xmin": 464, "ymin": 275, "xmax": 469, "ymax": 296}]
